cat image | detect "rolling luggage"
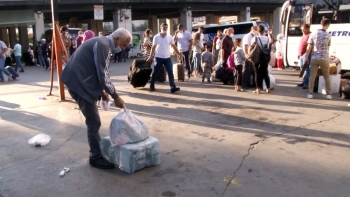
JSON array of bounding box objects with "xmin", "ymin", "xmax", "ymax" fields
[
  {"xmin": 5, "ymin": 66, "xmax": 19, "ymax": 80},
  {"xmin": 155, "ymin": 65, "xmax": 166, "ymax": 82},
  {"xmin": 100, "ymin": 136, "xmax": 160, "ymax": 174},
  {"xmin": 128, "ymin": 59, "xmax": 152, "ymax": 88},
  {"xmin": 173, "ymin": 56, "xmax": 185, "ymax": 82}
]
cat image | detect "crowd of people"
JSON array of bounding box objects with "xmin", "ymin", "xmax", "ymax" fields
[{"xmin": 142, "ymin": 23, "xmax": 274, "ymax": 94}]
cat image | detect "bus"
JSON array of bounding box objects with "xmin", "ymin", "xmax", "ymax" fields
[
  {"xmin": 192, "ymin": 21, "xmax": 270, "ymax": 43},
  {"xmin": 280, "ymin": 0, "xmax": 350, "ymax": 72}
]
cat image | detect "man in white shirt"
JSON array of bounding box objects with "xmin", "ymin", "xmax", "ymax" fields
[
  {"xmin": 147, "ymin": 23, "xmax": 183, "ymax": 93},
  {"xmin": 242, "ymin": 26, "xmax": 257, "ymax": 88},
  {"xmin": 174, "ymin": 24, "xmax": 193, "ymax": 80},
  {"xmin": 0, "ymin": 40, "xmax": 12, "ymax": 82}
]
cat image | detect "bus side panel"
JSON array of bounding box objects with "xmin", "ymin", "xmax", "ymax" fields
[{"xmin": 286, "ymin": 36, "xmax": 301, "ymax": 67}]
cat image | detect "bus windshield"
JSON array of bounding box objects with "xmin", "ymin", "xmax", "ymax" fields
[{"xmin": 287, "ymin": 5, "xmax": 311, "ymax": 36}]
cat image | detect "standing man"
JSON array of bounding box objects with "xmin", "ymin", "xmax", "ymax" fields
[
  {"xmin": 60, "ymin": 28, "xmax": 130, "ymax": 169},
  {"xmin": 297, "ymin": 24, "xmax": 311, "ymax": 89},
  {"xmin": 60, "ymin": 26, "xmax": 72, "ymax": 55},
  {"xmin": 174, "ymin": 24, "xmax": 193, "ymax": 81},
  {"xmin": 41, "ymin": 39, "xmax": 50, "ymax": 69},
  {"xmin": 147, "ymin": 23, "xmax": 182, "ymax": 93},
  {"xmin": 242, "ymin": 26, "xmax": 257, "ymax": 88},
  {"xmin": 13, "ymin": 40, "xmax": 24, "ymax": 72},
  {"xmin": 98, "ymin": 31, "xmax": 104, "ymax": 37},
  {"xmin": 305, "ymin": 18, "xmax": 332, "ymax": 100},
  {"xmin": 0, "ymin": 40, "xmax": 12, "ymax": 82},
  {"xmin": 220, "ymin": 27, "xmax": 234, "ymax": 68}
]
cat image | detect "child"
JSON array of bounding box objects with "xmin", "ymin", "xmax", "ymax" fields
[
  {"xmin": 276, "ymin": 34, "xmax": 284, "ymax": 70},
  {"xmin": 201, "ymin": 44, "xmax": 214, "ymax": 83},
  {"xmin": 233, "ymin": 38, "xmax": 245, "ymax": 92}
]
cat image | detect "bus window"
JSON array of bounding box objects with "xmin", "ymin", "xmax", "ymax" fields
[{"xmin": 312, "ymin": 3, "xmax": 350, "ymax": 24}]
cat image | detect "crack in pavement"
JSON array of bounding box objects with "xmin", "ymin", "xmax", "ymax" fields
[
  {"xmin": 220, "ymin": 111, "xmax": 344, "ymax": 197},
  {"xmin": 0, "ymin": 105, "xmax": 83, "ymax": 172}
]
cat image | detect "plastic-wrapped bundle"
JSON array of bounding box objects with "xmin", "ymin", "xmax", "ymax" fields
[
  {"xmin": 100, "ymin": 136, "xmax": 161, "ymax": 174},
  {"xmin": 109, "ymin": 108, "xmax": 149, "ymax": 146},
  {"xmin": 263, "ymin": 74, "xmax": 276, "ymax": 90}
]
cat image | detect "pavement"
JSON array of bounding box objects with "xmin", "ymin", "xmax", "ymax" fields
[{"xmin": 0, "ymin": 59, "xmax": 349, "ymax": 197}]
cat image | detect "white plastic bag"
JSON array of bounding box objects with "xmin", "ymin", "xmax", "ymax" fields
[
  {"xmin": 214, "ymin": 60, "xmax": 223, "ymax": 71},
  {"xmin": 268, "ymin": 65, "xmax": 272, "ymax": 74},
  {"xmin": 263, "ymin": 74, "xmax": 276, "ymax": 90},
  {"xmin": 28, "ymin": 134, "xmax": 51, "ymax": 147},
  {"xmin": 98, "ymin": 99, "xmax": 112, "ymax": 110},
  {"xmin": 109, "ymin": 107, "xmax": 149, "ymax": 147}
]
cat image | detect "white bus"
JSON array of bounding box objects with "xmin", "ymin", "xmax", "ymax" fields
[
  {"xmin": 192, "ymin": 21, "xmax": 270, "ymax": 43},
  {"xmin": 280, "ymin": 0, "xmax": 350, "ymax": 73}
]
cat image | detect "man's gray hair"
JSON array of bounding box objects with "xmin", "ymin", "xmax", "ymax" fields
[{"xmin": 111, "ymin": 28, "xmax": 132, "ymax": 40}]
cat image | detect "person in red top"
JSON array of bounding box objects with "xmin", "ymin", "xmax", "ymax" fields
[
  {"xmin": 297, "ymin": 24, "xmax": 311, "ymax": 88},
  {"xmin": 75, "ymin": 30, "xmax": 84, "ymax": 48},
  {"xmin": 220, "ymin": 28, "xmax": 234, "ymax": 68}
]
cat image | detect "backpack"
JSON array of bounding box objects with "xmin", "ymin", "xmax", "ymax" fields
[
  {"xmin": 247, "ymin": 42, "xmax": 260, "ymax": 65},
  {"xmin": 257, "ymin": 37, "xmax": 271, "ymax": 64},
  {"xmin": 227, "ymin": 53, "xmax": 235, "ymax": 69}
]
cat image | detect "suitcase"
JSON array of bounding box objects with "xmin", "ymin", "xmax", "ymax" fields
[
  {"xmin": 100, "ymin": 136, "xmax": 160, "ymax": 174},
  {"xmin": 128, "ymin": 59, "xmax": 152, "ymax": 88},
  {"xmin": 155, "ymin": 65, "xmax": 166, "ymax": 82},
  {"xmin": 173, "ymin": 57, "xmax": 185, "ymax": 82},
  {"xmin": 5, "ymin": 66, "xmax": 19, "ymax": 80}
]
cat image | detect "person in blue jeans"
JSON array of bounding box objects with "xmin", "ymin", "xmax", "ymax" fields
[
  {"xmin": 146, "ymin": 23, "xmax": 182, "ymax": 93},
  {"xmin": 299, "ymin": 54, "xmax": 311, "ymax": 89},
  {"xmin": 0, "ymin": 40, "xmax": 12, "ymax": 82},
  {"xmin": 13, "ymin": 41, "xmax": 24, "ymax": 72}
]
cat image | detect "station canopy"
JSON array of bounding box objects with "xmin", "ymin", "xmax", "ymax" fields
[{"xmin": 0, "ymin": 10, "xmax": 36, "ymax": 28}]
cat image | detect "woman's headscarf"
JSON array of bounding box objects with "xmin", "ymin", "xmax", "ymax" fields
[
  {"xmin": 277, "ymin": 34, "xmax": 284, "ymax": 41},
  {"xmin": 82, "ymin": 30, "xmax": 95, "ymax": 43}
]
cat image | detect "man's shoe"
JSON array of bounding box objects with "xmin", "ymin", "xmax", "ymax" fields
[
  {"xmin": 302, "ymin": 86, "xmax": 308, "ymax": 89},
  {"xmin": 89, "ymin": 157, "xmax": 115, "ymax": 169},
  {"xmin": 326, "ymin": 95, "xmax": 332, "ymax": 100},
  {"xmin": 171, "ymin": 87, "xmax": 180, "ymax": 93},
  {"xmin": 150, "ymin": 85, "xmax": 156, "ymax": 91},
  {"xmin": 297, "ymin": 83, "xmax": 303, "ymax": 87}
]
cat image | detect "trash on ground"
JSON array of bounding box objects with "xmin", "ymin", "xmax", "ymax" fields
[
  {"xmin": 39, "ymin": 97, "xmax": 46, "ymax": 100},
  {"xmin": 28, "ymin": 134, "xmax": 51, "ymax": 147},
  {"xmin": 58, "ymin": 167, "xmax": 70, "ymax": 177}
]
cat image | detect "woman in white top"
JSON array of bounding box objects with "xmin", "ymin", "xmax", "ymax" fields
[
  {"xmin": 250, "ymin": 25, "xmax": 271, "ymax": 94},
  {"xmin": 192, "ymin": 33, "xmax": 203, "ymax": 77}
]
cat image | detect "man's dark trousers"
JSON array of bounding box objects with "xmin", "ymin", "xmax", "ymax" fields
[{"xmin": 68, "ymin": 89, "xmax": 102, "ymax": 159}]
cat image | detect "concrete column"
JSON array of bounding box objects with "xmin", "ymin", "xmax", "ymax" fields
[
  {"xmin": 0, "ymin": 28, "xmax": 9, "ymax": 44},
  {"xmin": 97, "ymin": 20, "xmax": 103, "ymax": 33},
  {"xmin": 113, "ymin": 10, "xmax": 119, "ymax": 30},
  {"xmin": 205, "ymin": 14, "xmax": 220, "ymax": 24},
  {"xmin": 69, "ymin": 17, "xmax": 78, "ymax": 28},
  {"xmin": 166, "ymin": 18, "xmax": 174, "ymax": 35},
  {"xmin": 88, "ymin": 19, "xmax": 98, "ymax": 35},
  {"xmin": 8, "ymin": 27, "xmax": 17, "ymax": 48},
  {"xmin": 34, "ymin": 12, "xmax": 45, "ymax": 42},
  {"xmin": 180, "ymin": 8, "xmax": 192, "ymax": 33},
  {"xmin": 148, "ymin": 15, "xmax": 158, "ymax": 34},
  {"xmin": 273, "ymin": 7, "xmax": 282, "ymax": 38},
  {"xmin": 238, "ymin": 7, "xmax": 251, "ymax": 22},
  {"xmin": 18, "ymin": 26, "xmax": 29, "ymax": 53},
  {"xmin": 112, "ymin": 9, "xmax": 132, "ymax": 36}
]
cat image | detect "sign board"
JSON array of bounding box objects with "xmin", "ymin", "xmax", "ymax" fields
[{"xmin": 94, "ymin": 5, "xmax": 104, "ymax": 20}]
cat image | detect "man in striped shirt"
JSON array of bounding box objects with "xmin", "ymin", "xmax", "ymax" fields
[{"xmin": 60, "ymin": 28, "xmax": 130, "ymax": 169}]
